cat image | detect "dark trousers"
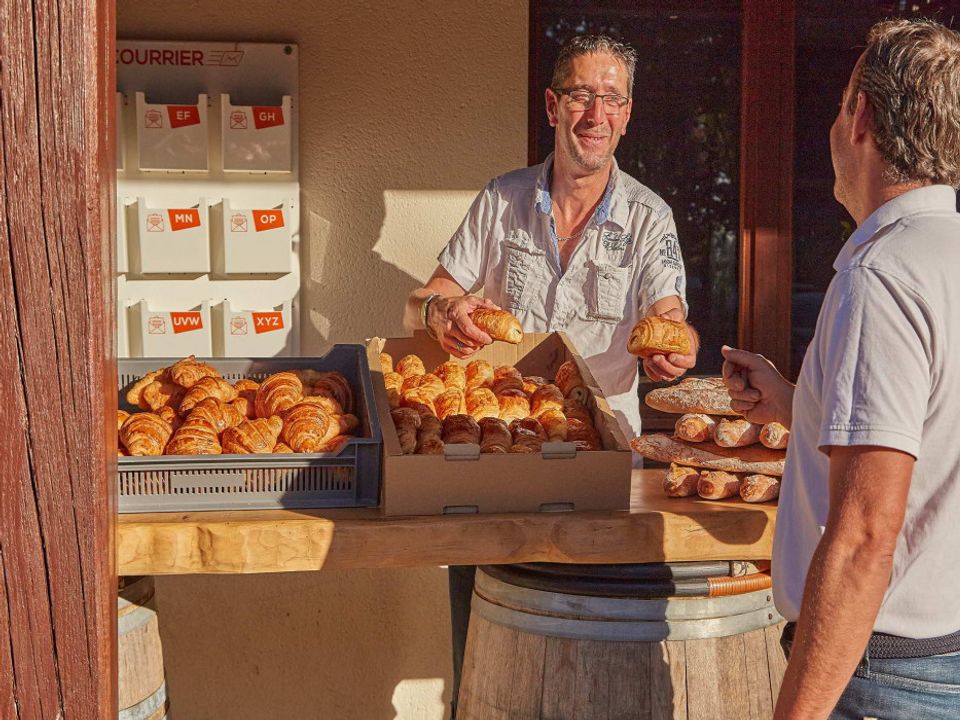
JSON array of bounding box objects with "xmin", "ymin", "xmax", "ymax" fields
[{"xmin": 448, "ymin": 565, "xmax": 477, "ymax": 720}]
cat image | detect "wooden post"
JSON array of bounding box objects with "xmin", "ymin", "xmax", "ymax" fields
[
  {"xmin": 738, "ymin": 1, "xmax": 796, "ymax": 372},
  {"xmin": 0, "ymin": 0, "xmax": 117, "ymax": 717}
]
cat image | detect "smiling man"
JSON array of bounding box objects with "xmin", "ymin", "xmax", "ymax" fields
[{"xmin": 403, "ymin": 34, "xmax": 698, "ymax": 719}]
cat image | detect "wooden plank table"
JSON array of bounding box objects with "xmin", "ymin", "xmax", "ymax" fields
[{"xmin": 117, "ymin": 470, "xmax": 777, "ymax": 576}]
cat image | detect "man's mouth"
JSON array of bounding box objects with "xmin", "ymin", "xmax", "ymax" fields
[{"xmin": 577, "ymin": 134, "xmax": 609, "ymax": 145}]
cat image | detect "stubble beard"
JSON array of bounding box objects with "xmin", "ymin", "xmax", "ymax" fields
[{"xmin": 564, "ymin": 132, "xmax": 612, "ymax": 173}]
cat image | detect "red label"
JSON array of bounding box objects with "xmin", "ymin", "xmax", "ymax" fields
[
  {"xmin": 252, "ymin": 210, "xmax": 284, "ymax": 232},
  {"xmin": 252, "ymin": 312, "xmax": 284, "ymax": 334},
  {"xmin": 252, "ymin": 106, "xmax": 284, "ymax": 129},
  {"xmin": 167, "ymin": 209, "xmax": 201, "ymax": 231},
  {"xmin": 170, "ymin": 312, "xmax": 203, "ymax": 334},
  {"xmin": 167, "ymin": 105, "xmax": 200, "ymax": 128}
]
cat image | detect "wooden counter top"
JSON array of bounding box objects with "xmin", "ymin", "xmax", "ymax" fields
[{"xmin": 117, "ymin": 470, "xmax": 777, "ymax": 575}]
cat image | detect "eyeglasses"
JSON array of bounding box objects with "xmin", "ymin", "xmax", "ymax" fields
[{"xmin": 552, "ymin": 88, "xmax": 630, "ymax": 115}]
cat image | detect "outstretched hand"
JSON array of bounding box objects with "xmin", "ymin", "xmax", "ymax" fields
[
  {"xmin": 427, "ymin": 296, "xmax": 500, "ymax": 359},
  {"xmin": 720, "ymin": 345, "xmax": 795, "ymax": 426}
]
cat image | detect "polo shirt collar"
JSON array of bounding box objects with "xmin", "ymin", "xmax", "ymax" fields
[
  {"xmin": 534, "ymin": 153, "xmax": 627, "ymax": 229},
  {"xmin": 833, "ymin": 184, "xmax": 958, "ymax": 270}
]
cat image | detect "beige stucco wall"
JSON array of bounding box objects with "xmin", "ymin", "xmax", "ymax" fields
[{"xmin": 117, "ymin": 1, "xmax": 528, "ymax": 717}]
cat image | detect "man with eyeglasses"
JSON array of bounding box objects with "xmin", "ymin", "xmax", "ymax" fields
[{"xmin": 403, "ymin": 34, "xmax": 698, "ymax": 718}]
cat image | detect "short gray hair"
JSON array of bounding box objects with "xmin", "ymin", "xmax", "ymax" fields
[
  {"xmin": 551, "ymin": 35, "xmax": 637, "ymax": 97},
  {"xmin": 851, "ymin": 19, "xmax": 960, "ymax": 187}
]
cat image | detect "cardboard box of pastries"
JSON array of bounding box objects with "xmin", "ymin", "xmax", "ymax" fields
[{"xmin": 367, "ymin": 331, "xmax": 632, "ymax": 516}]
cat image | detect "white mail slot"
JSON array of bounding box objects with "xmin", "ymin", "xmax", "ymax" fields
[
  {"xmin": 221, "ymin": 95, "xmax": 292, "ymax": 173},
  {"xmin": 218, "ymin": 199, "xmax": 293, "ymax": 274},
  {"xmin": 215, "ymin": 300, "xmax": 292, "ymax": 357},
  {"xmin": 116, "ymin": 197, "xmax": 129, "ymax": 274},
  {"xmin": 136, "ymin": 92, "xmax": 209, "ymax": 172},
  {"xmin": 130, "ymin": 197, "xmax": 210, "ymax": 274},
  {"xmin": 132, "ymin": 300, "xmax": 212, "ymax": 357}
]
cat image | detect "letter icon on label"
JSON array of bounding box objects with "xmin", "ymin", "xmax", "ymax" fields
[
  {"xmin": 252, "ymin": 210, "xmax": 284, "ymax": 232},
  {"xmin": 252, "ymin": 107, "xmax": 284, "ymax": 129},
  {"xmin": 167, "ymin": 105, "xmax": 201, "ymax": 128},
  {"xmin": 170, "ymin": 311, "xmax": 203, "ymax": 334},
  {"xmin": 168, "ymin": 209, "xmax": 201, "ymax": 232},
  {"xmin": 252, "ymin": 311, "xmax": 284, "ymax": 333}
]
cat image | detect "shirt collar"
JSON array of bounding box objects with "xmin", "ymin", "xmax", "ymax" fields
[
  {"xmin": 833, "ymin": 184, "xmax": 958, "ymax": 270},
  {"xmin": 534, "ymin": 153, "xmax": 626, "ymax": 229}
]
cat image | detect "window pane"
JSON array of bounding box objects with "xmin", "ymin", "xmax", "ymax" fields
[
  {"xmin": 531, "ymin": 1, "xmax": 742, "ymax": 374},
  {"xmin": 792, "ymin": 1, "xmax": 960, "ymax": 378}
]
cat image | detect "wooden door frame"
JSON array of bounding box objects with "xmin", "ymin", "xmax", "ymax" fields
[
  {"xmin": 0, "ymin": 0, "xmax": 118, "ymax": 716},
  {"xmin": 527, "ymin": 0, "xmax": 796, "ymax": 371}
]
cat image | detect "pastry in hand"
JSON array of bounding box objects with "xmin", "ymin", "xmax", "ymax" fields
[
  {"xmin": 222, "ymin": 417, "xmax": 283, "ymax": 454},
  {"xmin": 554, "ymin": 360, "xmax": 588, "ymax": 403},
  {"xmin": 465, "ymin": 359, "xmax": 494, "ymax": 390},
  {"xmin": 470, "ymin": 308, "xmax": 523, "ymax": 344},
  {"xmin": 627, "ymin": 316, "xmax": 691, "ymax": 358},
  {"xmin": 255, "ymin": 372, "xmax": 303, "ymax": 418},
  {"xmin": 441, "ymin": 414, "xmax": 481, "ymax": 445},
  {"xmin": 119, "ymin": 412, "xmax": 172, "ymax": 456},
  {"xmin": 396, "ymin": 354, "xmax": 426, "ymax": 379}
]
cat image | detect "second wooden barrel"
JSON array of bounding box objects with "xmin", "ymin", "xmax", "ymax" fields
[
  {"xmin": 458, "ymin": 563, "xmax": 786, "ymax": 720},
  {"xmin": 118, "ymin": 576, "xmax": 169, "ymax": 720}
]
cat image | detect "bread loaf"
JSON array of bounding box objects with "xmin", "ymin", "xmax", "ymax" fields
[
  {"xmin": 631, "ymin": 433, "xmax": 785, "ymax": 475},
  {"xmin": 698, "ymin": 471, "xmax": 741, "ymax": 500},
  {"xmin": 663, "ymin": 463, "xmax": 700, "ymax": 497},
  {"xmin": 644, "ymin": 377, "xmax": 738, "ymax": 416},
  {"xmin": 627, "ymin": 316, "xmax": 691, "ymax": 358},
  {"xmin": 714, "ymin": 418, "xmax": 762, "ymax": 448},
  {"xmin": 760, "ymin": 422, "xmax": 790, "ymax": 450},
  {"xmin": 470, "ymin": 308, "xmax": 523, "ymax": 344},
  {"xmin": 740, "ymin": 474, "xmax": 781, "ymax": 503},
  {"xmin": 674, "ymin": 413, "xmax": 717, "ymax": 443}
]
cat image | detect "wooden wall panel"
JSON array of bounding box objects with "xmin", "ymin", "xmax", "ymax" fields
[
  {"xmin": 738, "ymin": 1, "xmax": 795, "ymax": 370},
  {"xmin": 0, "ymin": 0, "xmax": 117, "ymax": 716}
]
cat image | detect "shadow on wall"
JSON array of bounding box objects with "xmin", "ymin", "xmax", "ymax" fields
[{"xmin": 155, "ymin": 568, "xmax": 452, "ymax": 720}]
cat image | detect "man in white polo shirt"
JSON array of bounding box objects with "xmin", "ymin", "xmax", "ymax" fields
[
  {"xmin": 403, "ymin": 35, "xmax": 698, "ymax": 718},
  {"xmin": 722, "ymin": 19, "xmax": 960, "ymax": 719}
]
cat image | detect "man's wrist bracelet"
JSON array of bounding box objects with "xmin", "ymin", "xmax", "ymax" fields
[{"xmin": 421, "ymin": 293, "xmax": 441, "ymax": 338}]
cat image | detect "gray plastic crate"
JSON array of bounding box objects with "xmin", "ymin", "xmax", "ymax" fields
[{"xmin": 117, "ymin": 345, "xmax": 382, "ymax": 512}]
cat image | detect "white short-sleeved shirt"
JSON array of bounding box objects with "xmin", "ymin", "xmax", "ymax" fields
[
  {"xmin": 438, "ymin": 154, "xmax": 687, "ymax": 438},
  {"xmin": 774, "ymin": 185, "xmax": 960, "ymax": 638}
]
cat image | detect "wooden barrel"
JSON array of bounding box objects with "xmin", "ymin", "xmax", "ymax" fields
[
  {"xmin": 118, "ymin": 576, "xmax": 169, "ymax": 720},
  {"xmin": 458, "ymin": 563, "xmax": 786, "ymax": 719}
]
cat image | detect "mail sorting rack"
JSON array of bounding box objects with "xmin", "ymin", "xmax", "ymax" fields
[
  {"xmin": 215, "ymin": 300, "xmax": 292, "ymax": 357},
  {"xmin": 221, "ymin": 95, "xmax": 293, "ymax": 173},
  {"xmin": 131, "ymin": 300, "xmax": 213, "ymax": 357},
  {"xmin": 214, "ymin": 199, "xmax": 294, "ymax": 274},
  {"xmin": 135, "ymin": 92, "xmax": 209, "ymax": 172},
  {"xmin": 128, "ymin": 198, "xmax": 211, "ymax": 275}
]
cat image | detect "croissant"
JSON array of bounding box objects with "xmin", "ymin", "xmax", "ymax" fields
[
  {"xmin": 434, "ymin": 388, "xmax": 466, "ymax": 420},
  {"xmin": 141, "ymin": 375, "xmax": 186, "ymax": 412},
  {"xmin": 567, "ymin": 417, "xmax": 601, "ymax": 451},
  {"xmin": 530, "ymin": 384, "xmax": 564, "ymax": 417},
  {"xmin": 562, "ymin": 399, "xmax": 593, "ymax": 425},
  {"xmin": 119, "ymin": 412, "xmax": 172, "ymax": 456},
  {"xmin": 282, "ymin": 403, "xmax": 335, "ymax": 453},
  {"xmin": 179, "ymin": 376, "xmax": 239, "ymax": 415},
  {"xmin": 396, "ymin": 354, "xmax": 426, "ymax": 379},
  {"xmin": 420, "ymin": 414, "xmax": 442, "ymax": 439},
  {"xmin": 273, "ymin": 442, "xmax": 294, "ymax": 453},
  {"xmin": 492, "ymin": 374, "xmax": 524, "ymax": 396},
  {"xmin": 522, "ymin": 376, "xmax": 548, "ymax": 396},
  {"xmin": 255, "ymin": 372, "xmax": 303, "ymax": 418},
  {"xmin": 555, "ymin": 361, "xmax": 588, "ymax": 403},
  {"xmin": 311, "ymin": 371, "xmax": 354, "ymax": 414},
  {"xmin": 379, "ymin": 352, "xmax": 394, "ymax": 375},
  {"xmin": 538, "ymin": 409, "xmax": 568, "ymax": 441},
  {"xmin": 222, "ymin": 416, "xmax": 283, "ymax": 454},
  {"xmin": 400, "ymin": 389, "xmax": 436, "ymax": 419},
  {"xmin": 465, "ymin": 359, "xmax": 494, "ymax": 390},
  {"xmin": 383, "ymin": 371, "xmax": 404, "ymax": 409},
  {"xmin": 434, "ymin": 361, "xmax": 467, "ymax": 391},
  {"xmin": 391, "ymin": 407, "xmax": 421, "ymax": 454},
  {"xmin": 403, "ymin": 373, "xmax": 445, "ymax": 401},
  {"xmin": 441, "ymin": 414, "xmax": 481, "ymax": 445},
  {"xmin": 510, "ymin": 436, "xmax": 543, "ymax": 453},
  {"xmin": 188, "ymin": 397, "xmax": 245, "ymax": 433},
  {"xmin": 231, "ymin": 397, "xmax": 255, "ymax": 419},
  {"xmin": 319, "ymin": 434, "xmax": 352, "ymax": 454},
  {"xmin": 165, "ymin": 414, "xmax": 222, "ymax": 455},
  {"xmin": 117, "ymin": 410, "xmax": 130, "ymax": 431},
  {"xmin": 494, "ymin": 365, "xmax": 522, "ymax": 381},
  {"xmin": 479, "ymin": 417, "xmax": 512, "ymax": 453},
  {"xmin": 169, "ymin": 355, "xmax": 220, "ymax": 388},
  {"xmin": 466, "ymin": 388, "xmax": 500, "ymax": 421},
  {"xmin": 627, "ymin": 316, "xmax": 692, "ymax": 358},
  {"xmin": 498, "ymin": 391, "xmax": 530, "ymax": 424},
  {"xmin": 125, "ymin": 369, "xmax": 164, "ymax": 409},
  {"xmin": 416, "ymin": 435, "xmax": 445, "ymax": 455},
  {"xmin": 510, "ymin": 417, "xmax": 547, "ymax": 442},
  {"xmin": 155, "ymin": 405, "xmax": 181, "ymax": 432},
  {"xmin": 298, "ymin": 394, "xmax": 344, "ymax": 416},
  {"xmin": 470, "ymin": 308, "xmax": 523, "ymax": 344}
]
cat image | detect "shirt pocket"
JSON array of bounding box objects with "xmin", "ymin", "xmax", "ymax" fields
[
  {"xmin": 503, "ymin": 232, "xmax": 547, "ymax": 312},
  {"xmin": 585, "ymin": 262, "xmax": 632, "ymax": 324}
]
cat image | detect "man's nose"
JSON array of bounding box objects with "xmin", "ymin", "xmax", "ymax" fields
[{"xmin": 585, "ymin": 96, "xmax": 607, "ymax": 125}]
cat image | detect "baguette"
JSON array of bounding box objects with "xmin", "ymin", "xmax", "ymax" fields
[
  {"xmin": 631, "ymin": 433, "xmax": 785, "ymax": 476},
  {"xmin": 714, "ymin": 418, "xmax": 762, "ymax": 448},
  {"xmin": 663, "ymin": 463, "xmax": 700, "ymax": 497},
  {"xmin": 760, "ymin": 422, "xmax": 790, "ymax": 450},
  {"xmin": 697, "ymin": 471, "xmax": 741, "ymax": 500},
  {"xmin": 644, "ymin": 377, "xmax": 738, "ymax": 416},
  {"xmin": 740, "ymin": 474, "xmax": 781, "ymax": 503},
  {"xmin": 674, "ymin": 413, "xmax": 717, "ymax": 443},
  {"xmin": 627, "ymin": 316, "xmax": 691, "ymax": 358}
]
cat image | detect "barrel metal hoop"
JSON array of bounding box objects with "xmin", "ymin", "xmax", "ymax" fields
[
  {"xmin": 117, "ymin": 603, "xmax": 158, "ymax": 636},
  {"xmin": 475, "ymin": 569, "xmax": 775, "ymax": 623},
  {"xmin": 119, "ymin": 681, "xmax": 168, "ymax": 720}
]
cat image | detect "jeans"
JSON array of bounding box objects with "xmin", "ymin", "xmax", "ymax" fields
[
  {"xmin": 781, "ymin": 624, "xmax": 960, "ymax": 719},
  {"xmin": 448, "ymin": 565, "xmax": 477, "ymax": 720}
]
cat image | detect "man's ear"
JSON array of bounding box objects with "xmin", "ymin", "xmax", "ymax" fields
[
  {"xmin": 621, "ymin": 97, "xmax": 633, "ymax": 135},
  {"xmin": 850, "ymin": 90, "xmax": 873, "ymax": 146},
  {"xmin": 545, "ymin": 88, "xmax": 559, "ymax": 127}
]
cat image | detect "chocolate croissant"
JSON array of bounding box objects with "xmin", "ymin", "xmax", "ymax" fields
[
  {"xmin": 530, "ymin": 384, "xmax": 564, "ymax": 417},
  {"xmin": 416, "ymin": 414, "xmax": 444, "ymax": 455},
  {"xmin": 434, "ymin": 388, "xmax": 466, "ymax": 420},
  {"xmin": 497, "ymin": 391, "xmax": 530, "ymax": 424},
  {"xmin": 470, "ymin": 308, "xmax": 523, "ymax": 344},
  {"xmin": 119, "ymin": 412, "xmax": 172, "ymax": 456},
  {"xmin": 255, "ymin": 372, "xmax": 303, "ymax": 418},
  {"xmin": 391, "ymin": 407, "xmax": 421, "ymax": 454},
  {"xmin": 538, "ymin": 409, "xmax": 568, "ymax": 442},
  {"xmin": 222, "ymin": 416, "xmax": 283, "ymax": 454},
  {"xmin": 554, "ymin": 361, "xmax": 588, "ymax": 403},
  {"xmin": 441, "ymin": 414, "xmax": 481, "ymax": 445},
  {"xmin": 479, "ymin": 417, "xmax": 512, "ymax": 453},
  {"xmin": 179, "ymin": 376, "xmax": 239, "ymax": 415},
  {"xmin": 169, "ymin": 355, "xmax": 220, "ymax": 388},
  {"xmin": 434, "ymin": 361, "xmax": 467, "ymax": 391},
  {"xmin": 465, "ymin": 359, "xmax": 494, "ymax": 390},
  {"xmin": 567, "ymin": 417, "xmax": 601, "ymax": 451},
  {"xmin": 627, "ymin": 316, "xmax": 692, "ymax": 358},
  {"xmin": 466, "ymin": 388, "xmax": 500, "ymax": 421}
]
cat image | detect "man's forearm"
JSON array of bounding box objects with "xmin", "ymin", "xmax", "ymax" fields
[
  {"xmin": 403, "ymin": 288, "xmax": 439, "ymax": 332},
  {"xmin": 773, "ymin": 533, "xmax": 894, "ymax": 719}
]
